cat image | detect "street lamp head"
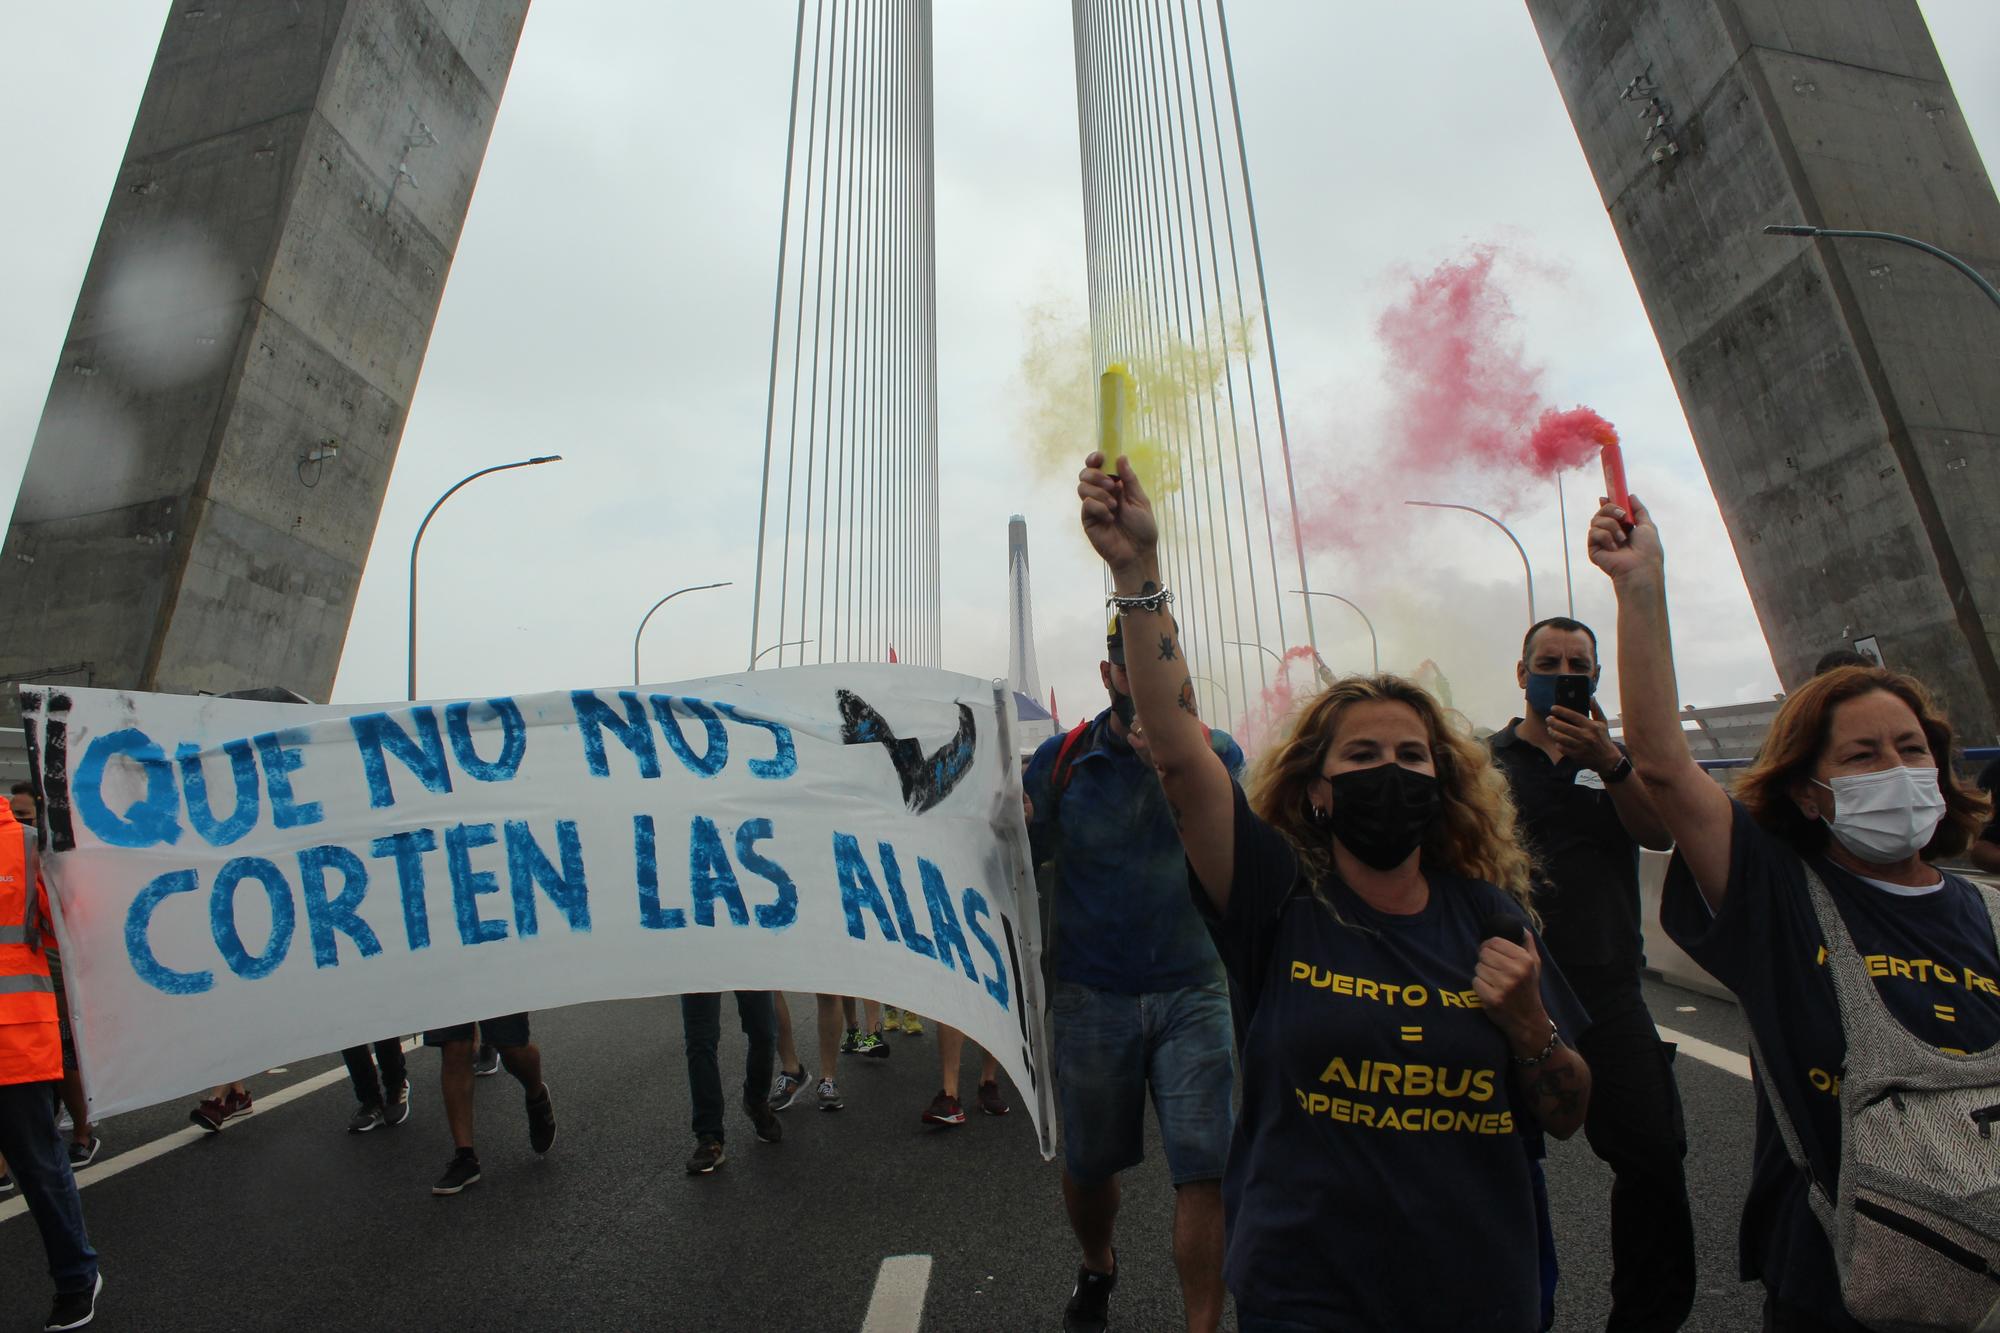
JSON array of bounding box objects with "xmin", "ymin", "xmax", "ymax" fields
[
  {"xmin": 1762, "ymin": 223, "xmax": 1820, "ymax": 237},
  {"xmin": 527, "ymin": 454, "xmax": 562, "ymax": 465}
]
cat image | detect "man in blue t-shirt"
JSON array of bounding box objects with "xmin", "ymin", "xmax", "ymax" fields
[{"xmin": 1025, "ymin": 616, "xmax": 1242, "ymax": 1333}]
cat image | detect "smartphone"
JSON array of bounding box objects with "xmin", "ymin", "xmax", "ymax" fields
[
  {"xmin": 1600, "ymin": 438, "xmax": 1633, "ymax": 529},
  {"xmin": 1553, "ymin": 674, "xmax": 1593, "ymax": 717}
]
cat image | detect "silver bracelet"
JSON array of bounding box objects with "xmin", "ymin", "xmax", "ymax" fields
[
  {"xmin": 1107, "ymin": 586, "xmax": 1174, "ymax": 616},
  {"xmin": 1510, "ymin": 1019, "xmax": 1562, "ymax": 1067}
]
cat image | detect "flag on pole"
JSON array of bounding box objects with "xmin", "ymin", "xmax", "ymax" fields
[{"xmin": 889, "ymin": 645, "xmax": 899, "ymax": 664}]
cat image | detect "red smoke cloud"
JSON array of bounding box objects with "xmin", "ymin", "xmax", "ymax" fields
[
  {"xmin": 1297, "ymin": 245, "xmax": 1620, "ymax": 554},
  {"xmin": 1527, "ymin": 405, "xmax": 1618, "ymax": 473}
]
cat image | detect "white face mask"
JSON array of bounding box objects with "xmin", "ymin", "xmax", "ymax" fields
[{"xmin": 1814, "ymin": 766, "xmax": 1946, "ymax": 864}]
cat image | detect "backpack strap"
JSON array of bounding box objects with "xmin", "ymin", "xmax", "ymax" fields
[
  {"xmin": 1746, "ymin": 1026, "xmax": 1839, "ymax": 1235},
  {"xmin": 1046, "ymin": 720, "xmax": 1096, "ymax": 824}
]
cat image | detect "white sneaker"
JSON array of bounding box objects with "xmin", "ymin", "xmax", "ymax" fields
[{"xmin": 817, "ymin": 1077, "xmax": 843, "ymax": 1111}]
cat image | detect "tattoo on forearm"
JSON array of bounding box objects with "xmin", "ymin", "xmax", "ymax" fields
[
  {"xmin": 1527, "ymin": 1059, "xmax": 1586, "ymax": 1122},
  {"xmin": 1158, "ymin": 634, "xmax": 1177, "ymax": 662},
  {"xmin": 1176, "ymin": 676, "xmax": 1198, "ymax": 715}
]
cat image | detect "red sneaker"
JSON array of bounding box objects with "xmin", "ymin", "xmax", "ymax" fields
[
  {"xmin": 189, "ymin": 1099, "xmax": 227, "ymax": 1132},
  {"xmin": 977, "ymin": 1080, "xmax": 1010, "ymax": 1117},
  {"xmin": 921, "ymin": 1090, "xmax": 966, "ymax": 1126},
  {"xmin": 222, "ymin": 1088, "xmax": 255, "ymax": 1122}
]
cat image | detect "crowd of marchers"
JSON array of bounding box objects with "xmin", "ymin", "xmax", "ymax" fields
[{"xmin": 7, "ymin": 449, "xmax": 2000, "ymax": 1333}]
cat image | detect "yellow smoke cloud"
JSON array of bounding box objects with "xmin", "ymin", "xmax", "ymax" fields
[{"xmin": 1016, "ymin": 297, "xmax": 1261, "ymax": 503}]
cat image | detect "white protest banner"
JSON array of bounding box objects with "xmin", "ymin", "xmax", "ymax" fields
[{"xmin": 21, "ymin": 665, "xmax": 1054, "ymax": 1154}]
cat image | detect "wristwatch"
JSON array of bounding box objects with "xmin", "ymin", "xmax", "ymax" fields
[{"xmin": 1600, "ymin": 755, "xmax": 1634, "ymax": 785}]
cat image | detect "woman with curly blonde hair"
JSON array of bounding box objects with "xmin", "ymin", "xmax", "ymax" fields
[{"xmin": 1078, "ymin": 452, "xmax": 1591, "ymax": 1333}]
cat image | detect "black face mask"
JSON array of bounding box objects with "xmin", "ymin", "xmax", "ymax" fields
[
  {"xmin": 1322, "ymin": 762, "xmax": 1442, "ymax": 871},
  {"xmin": 1108, "ymin": 686, "xmax": 1136, "ymax": 728}
]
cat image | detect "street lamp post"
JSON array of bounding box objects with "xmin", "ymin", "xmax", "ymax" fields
[
  {"xmin": 1404, "ymin": 500, "xmax": 1534, "ymax": 628},
  {"xmin": 752, "ymin": 639, "xmax": 811, "ymax": 667},
  {"xmin": 407, "ymin": 455, "xmax": 562, "ymax": 700},
  {"xmin": 1292, "ymin": 590, "xmax": 1379, "ymax": 673},
  {"xmin": 633, "ymin": 581, "xmax": 733, "ymax": 684},
  {"xmin": 1763, "ymin": 223, "xmax": 2000, "ymax": 312},
  {"xmin": 1222, "ymin": 639, "xmax": 1287, "ymax": 671}
]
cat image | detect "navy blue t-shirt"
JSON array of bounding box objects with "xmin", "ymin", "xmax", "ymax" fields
[
  {"xmin": 1025, "ymin": 713, "xmax": 1243, "ymax": 994},
  {"xmin": 1198, "ymin": 782, "xmax": 1589, "ymax": 1331},
  {"xmin": 1663, "ymin": 801, "xmax": 2000, "ymax": 1325}
]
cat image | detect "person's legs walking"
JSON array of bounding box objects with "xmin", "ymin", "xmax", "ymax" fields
[
  {"xmin": 1577, "ymin": 990, "xmax": 1696, "ymax": 1333},
  {"xmin": 815, "ymin": 993, "xmax": 846, "ymax": 1108},
  {"xmin": 0, "ymin": 1081, "xmax": 97, "ymax": 1300},
  {"xmin": 342, "ymin": 1045, "xmax": 385, "ymax": 1107},
  {"xmin": 1146, "ymin": 984, "xmax": 1235, "ymax": 1333},
  {"xmin": 682, "ymin": 992, "xmax": 725, "ymax": 1144},
  {"xmin": 734, "ymin": 991, "xmax": 781, "ymax": 1145},
  {"xmin": 438, "ymin": 1039, "xmax": 475, "ymax": 1150},
  {"xmin": 770, "ymin": 992, "xmax": 810, "ymax": 1109},
  {"xmin": 1052, "ymin": 982, "xmax": 1148, "ymax": 1333}
]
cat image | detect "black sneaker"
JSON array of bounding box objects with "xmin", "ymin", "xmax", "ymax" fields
[
  {"xmin": 383, "ymin": 1079, "xmax": 411, "ymax": 1127},
  {"xmin": 0, "ymin": 1173, "xmax": 14, "ymax": 1194},
  {"xmin": 685, "ymin": 1137, "xmax": 726, "ymax": 1174},
  {"xmin": 1062, "ymin": 1258, "xmax": 1117, "ymax": 1333},
  {"xmin": 472, "ymin": 1044, "xmax": 501, "ymax": 1077},
  {"xmin": 67, "ymin": 1137, "xmax": 103, "ymax": 1169},
  {"xmin": 746, "ymin": 1097, "xmax": 783, "ymax": 1144},
  {"xmin": 526, "ymin": 1084, "xmax": 557, "ymax": 1154},
  {"xmin": 432, "ymin": 1150, "xmax": 481, "ymax": 1196},
  {"xmin": 44, "ymin": 1271, "xmax": 101, "ymax": 1331},
  {"xmin": 347, "ymin": 1103, "xmax": 386, "ymax": 1134}
]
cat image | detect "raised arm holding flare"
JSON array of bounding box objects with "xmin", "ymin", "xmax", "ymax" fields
[{"xmin": 1077, "ymin": 450, "xmax": 1591, "ymax": 1332}]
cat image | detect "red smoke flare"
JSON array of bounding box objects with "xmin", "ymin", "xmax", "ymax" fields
[{"xmin": 1527, "ymin": 406, "xmax": 1618, "ymax": 474}]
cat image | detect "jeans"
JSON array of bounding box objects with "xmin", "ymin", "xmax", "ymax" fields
[
  {"xmin": 0, "ymin": 1080, "xmax": 97, "ymax": 1294},
  {"xmin": 1050, "ymin": 979, "xmax": 1235, "ymax": 1185},
  {"xmin": 1573, "ymin": 981, "xmax": 1696, "ymax": 1333},
  {"xmin": 682, "ymin": 991, "xmax": 776, "ymax": 1143},
  {"xmin": 341, "ymin": 1038, "xmax": 408, "ymax": 1106}
]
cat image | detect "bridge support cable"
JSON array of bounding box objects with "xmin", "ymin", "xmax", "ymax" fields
[
  {"xmin": 1068, "ymin": 0, "xmax": 1321, "ymax": 731},
  {"xmin": 750, "ymin": 0, "xmax": 942, "ymax": 671}
]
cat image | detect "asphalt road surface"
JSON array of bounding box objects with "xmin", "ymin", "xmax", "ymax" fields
[{"xmin": 0, "ymin": 978, "xmax": 1764, "ymax": 1331}]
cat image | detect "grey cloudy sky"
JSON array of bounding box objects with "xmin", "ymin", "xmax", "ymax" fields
[{"xmin": 5, "ymin": 2, "xmax": 1998, "ymax": 735}]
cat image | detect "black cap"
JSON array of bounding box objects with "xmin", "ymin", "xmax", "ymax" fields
[{"xmin": 1106, "ymin": 614, "xmax": 1125, "ymax": 665}]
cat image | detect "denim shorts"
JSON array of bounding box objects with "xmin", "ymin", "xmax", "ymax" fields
[
  {"xmin": 1050, "ymin": 979, "xmax": 1235, "ymax": 1186},
  {"xmin": 423, "ymin": 1013, "xmax": 530, "ymax": 1048}
]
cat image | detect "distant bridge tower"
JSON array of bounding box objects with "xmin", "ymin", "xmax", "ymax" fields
[{"xmin": 1007, "ymin": 515, "xmax": 1056, "ymax": 752}]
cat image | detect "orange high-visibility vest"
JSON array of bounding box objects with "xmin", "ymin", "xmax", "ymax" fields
[{"xmin": 0, "ymin": 806, "xmax": 60, "ymax": 1086}]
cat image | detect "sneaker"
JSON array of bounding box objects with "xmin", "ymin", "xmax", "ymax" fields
[
  {"xmin": 44, "ymin": 1271, "xmax": 102, "ymax": 1331},
  {"xmin": 685, "ymin": 1137, "xmax": 726, "ymax": 1175},
  {"xmin": 432, "ymin": 1149, "xmax": 481, "ymax": 1196},
  {"xmin": 817, "ymin": 1077, "xmax": 843, "ymax": 1111},
  {"xmin": 1063, "ymin": 1259, "xmax": 1118, "ymax": 1333},
  {"xmin": 839, "ymin": 1027, "xmax": 861, "ymax": 1054},
  {"xmin": 347, "ymin": 1103, "xmax": 386, "ymax": 1134},
  {"xmin": 67, "ymin": 1136, "xmax": 103, "ymax": 1169},
  {"xmin": 383, "ymin": 1079, "xmax": 411, "ymax": 1127},
  {"xmin": 526, "ymin": 1084, "xmax": 557, "ymax": 1154},
  {"xmin": 769, "ymin": 1068, "xmax": 810, "ymax": 1111},
  {"xmin": 0, "ymin": 1173, "xmax": 14, "ymax": 1194},
  {"xmin": 900, "ymin": 1011, "xmax": 925, "ymax": 1036},
  {"xmin": 922, "ymin": 1090, "xmax": 966, "ymax": 1126},
  {"xmin": 855, "ymin": 1031, "xmax": 890, "ymax": 1059},
  {"xmin": 473, "ymin": 1044, "xmax": 502, "ymax": 1077},
  {"xmin": 221, "ymin": 1088, "xmax": 254, "ymax": 1122},
  {"xmin": 746, "ymin": 1097, "xmax": 783, "ymax": 1144},
  {"xmin": 977, "ymin": 1080, "xmax": 1011, "ymax": 1117},
  {"xmin": 188, "ymin": 1098, "xmax": 228, "ymax": 1133},
  {"xmin": 55, "ymin": 1105, "xmax": 73, "ymax": 1136}
]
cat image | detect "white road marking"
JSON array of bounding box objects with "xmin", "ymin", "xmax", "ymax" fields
[
  {"xmin": 0, "ymin": 1041, "xmax": 417, "ymax": 1226},
  {"xmin": 1657, "ymin": 1025, "xmax": 1752, "ymax": 1081},
  {"xmin": 860, "ymin": 1254, "xmax": 934, "ymax": 1333}
]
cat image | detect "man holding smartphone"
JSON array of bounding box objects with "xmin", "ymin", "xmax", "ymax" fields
[{"xmin": 1490, "ymin": 617, "xmax": 1692, "ymax": 1332}]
